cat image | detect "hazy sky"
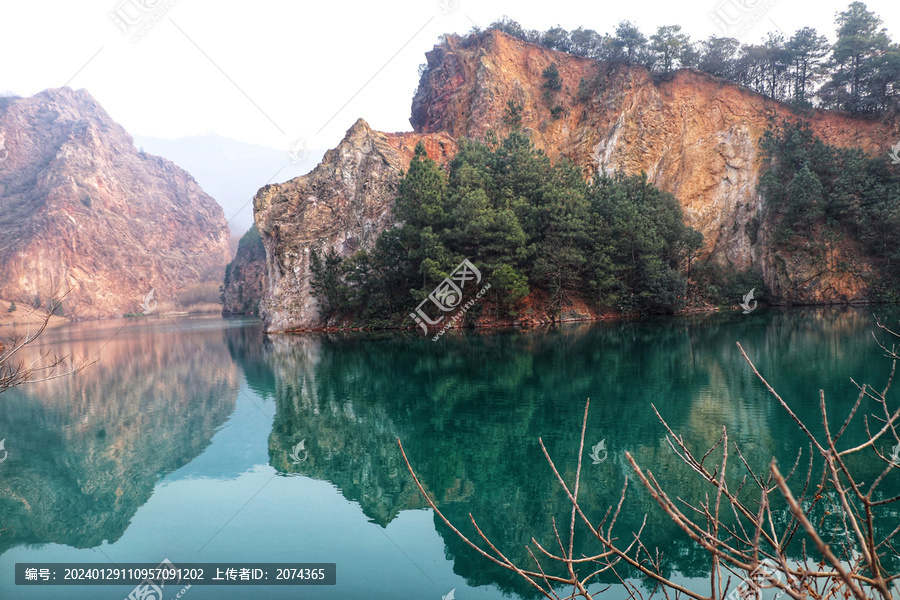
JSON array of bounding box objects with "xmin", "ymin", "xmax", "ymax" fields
[{"xmin": 3, "ymin": 0, "xmax": 898, "ymax": 155}]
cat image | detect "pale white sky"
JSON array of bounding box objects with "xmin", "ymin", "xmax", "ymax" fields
[{"xmin": 2, "ymin": 0, "xmax": 898, "ymax": 153}]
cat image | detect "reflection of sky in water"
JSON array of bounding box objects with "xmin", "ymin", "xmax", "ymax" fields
[{"xmin": 1, "ymin": 309, "xmax": 899, "ymax": 600}]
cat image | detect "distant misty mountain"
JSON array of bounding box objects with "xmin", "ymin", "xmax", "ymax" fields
[{"xmin": 133, "ymin": 133, "xmax": 325, "ymax": 235}]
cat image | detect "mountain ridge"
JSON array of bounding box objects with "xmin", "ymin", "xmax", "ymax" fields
[{"xmin": 0, "ymin": 87, "xmax": 231, "ymax": 319}]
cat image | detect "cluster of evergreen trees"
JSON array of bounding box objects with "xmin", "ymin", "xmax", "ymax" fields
[
  {"xmin": 760, "ymin": 121, "xmax": 900, "ymax": 301},
  {"xmin": 309, "ymin": 132, "xmax": 705, "ymax": 326},
  {"xmin": 472, "ymin": 2, "xmax": 898, "ymax": 112}
]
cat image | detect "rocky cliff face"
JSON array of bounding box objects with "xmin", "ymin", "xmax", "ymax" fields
[
  {"xmin": 412, "ymin": 30, "xmax": 900, "ymax": 304},
  {"xmin": 250, "ymin": 30, "xmax": 900, "ymax": 332},
  {"xmin": 254, "ymin": 118, "xmax": 455, "ymax": 332},
  {"xmin": 0, "ymin": 88, "xmax": 231, "ymax": 318},
  {"xmin": 222, "ymin": 225, "xmax": 266, "ymax": 316}
]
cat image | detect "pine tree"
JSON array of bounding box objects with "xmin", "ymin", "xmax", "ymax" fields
[
  {"xmin": 823, "ymin": 2, "xmax": 891, "ymax": 111},
  {"xmin": 786, "ymin": 27, "xmax": 830, "ymax": 106},
  {"xmin": 650, "ymin": 25, "xmax": 690, "ymax": 72},
  {"xmin": 309, "ymin": 248, "xmax": 348, "ymax": 315},
  {"xmin": 394, "ymin": 142, "xmax": 452, "ymax": 294},
  {"xmin": 787, "ymin": 164, "xmax": 825, "ymax": 236}
]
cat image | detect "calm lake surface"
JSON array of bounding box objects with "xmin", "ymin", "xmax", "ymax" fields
[{"xmin": 2, "ymin": 308, "xmax": 900, "ymax": 599}]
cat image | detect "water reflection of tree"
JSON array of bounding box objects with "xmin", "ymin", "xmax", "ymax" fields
[
  {"xmin": 407, "ymin": 320, "xmax": 900, "ymax": 599},
  {"xmin": 259, "ymin": 309, "xmax": 900, "ymax": 597}
]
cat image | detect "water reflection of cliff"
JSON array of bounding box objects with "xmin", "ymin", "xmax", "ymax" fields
[
  {"xmin": 0, "ymin": 319, "xmax": 239, "ymax": 555},
  {"xmin": 251, "ymin": 309, "xmax": 900, "ymax": 596}
]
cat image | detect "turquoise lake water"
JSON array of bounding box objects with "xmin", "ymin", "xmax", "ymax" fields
[{"xmin": 1, "ymin": 307, "xmax": 899, "ymax": 599}]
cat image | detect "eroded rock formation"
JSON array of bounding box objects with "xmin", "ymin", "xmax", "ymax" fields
[
  {"xmin": 222, "ymin": 225, "xmax": 266, "ymax": 316},
  {"xmin": 254, "ymin": 119, "xmax": 455, "ymax": 332},
  {"xmin": 0, "ymin": 88, "xmax": 231, "ymax": 318}
]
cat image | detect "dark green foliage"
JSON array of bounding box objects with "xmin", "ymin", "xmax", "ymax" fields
[
  {"xmin": 542, "ymin": 63, "xmax": 562, "ymax": 104},
  {"xmin": 787, "ymin": 165, "xmax": 825, "ymax": 235},
  {"xmin": 503, "ymin": 99, "xmax": 523, "ymax": 129},
  {"xmin": 586, "ymin": 173, "xmax": 698, "ymax": 312},
  {"xmin": 760, "ymin": 120, "xmax": 900, "ymax": 300},
  {"xmin": 491, "ymin": 264, "xmax": 529, "ymax": 315},
  {"xmin": 394, "ymin": 142, "xmax": 453, "ymax": 295},
  {"xmin": 7, "ymin": 302, "xmax": 15, "ymax": 312},
  {"xmin": 549, "ymin": 105, "xmax": 564, "ymax": 119},
  {"xmin": 81, "ymin": 194, "xmax": 91, "ymax": 207},
  {"xmin": 530, "ymin": 159, "xmax": 591, "ymax": 309},
  {"xmin": 306, "ymin": 134, "xmax": 707, "ymax": 326},
  {"xmin": 697, "ymin": 36, "xmax": 741, "ymax": 79},
  {"xmin": 576, "ymin": 78, "xmax": 592, "ymax": 103},
  {"xmin": 541, "ymin": 27, "xmax": 571, "ymax": 53},
  {"xmin": 222, "ymin": 224, "xmax": 267, "ymax": 315},
  {"xmin": 610, "ymin": 21, "xmax": 650, "ymax": 65},
  {"xmin": 820, "ymin": 2, "xmax": 895, "ymax": 112},
  {"xmin": 542, "ymin": 63, "xmax": 562, "ymax": 91},
  {"xmin": 692, "ymin": 262, "xmax": 767, "ymax": 307},
  {"xmin": 786, "ymin": 27, "xmax": 830, "ymax": 106},
  {"xmin": 223, "ymin": 224, "xmax": 265, "ymax": 289},
  {"xmin": 649, "ymin": 25, "xmax": 690, "ymax": 72},
  {"xmin": 237, "ymin": 223, "xmax": 262, "ymax": 253},
  {"xmin": 568, "ymin": 27, "xmax": 603, "ymax": 59},
  {"xmin": 309, "ymin": 248, "xmax": 349, "ymax": 315}
]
